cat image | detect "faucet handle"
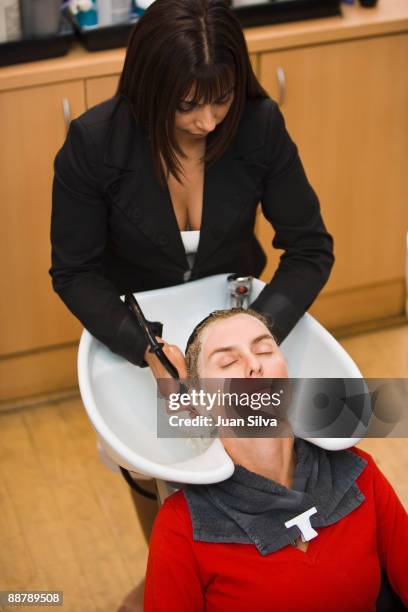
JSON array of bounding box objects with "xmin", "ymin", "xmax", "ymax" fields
[{"xmin": 227, "ymin": 274, "xmax": 253, "ymax": 309}]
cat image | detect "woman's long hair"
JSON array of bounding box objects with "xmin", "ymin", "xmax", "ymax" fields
[{"xmin": 117, "ymin": 0, "xmax": 269, "ymax": 186}]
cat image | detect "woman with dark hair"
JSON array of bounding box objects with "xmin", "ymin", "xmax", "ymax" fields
[
  {"xmin": 50, "ymin": 0, "xmax": 334, "ymax": 376},
  {"xmin": 50, "ymin": 0, "xmax": 334, "ymax": 607}
]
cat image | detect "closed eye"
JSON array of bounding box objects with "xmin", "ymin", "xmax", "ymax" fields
[
  {"xmin": 177, "ymin": 101, "xmax": 197, "ymax": 113},
  {"xmin": 220, "ymin": 360, "xmax": 238, "ymax": 369},
  {"xmin": 214, "ymin": 92, "xmax": 233, "ymax": 105}
]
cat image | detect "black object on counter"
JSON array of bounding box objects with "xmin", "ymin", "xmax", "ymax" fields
[
  {"xmin": 359, "ymin": 0, "xmax": 378, "ymax": 7},
  {"xmin": 232, "ymin": 0, "xmax": 341, "ymax": 29},
  {"xmin": 0, "ymin": 19, "xmax": 74, "ymax": 68}
]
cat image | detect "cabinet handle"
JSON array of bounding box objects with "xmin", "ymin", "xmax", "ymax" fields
[
  {"xmin": 276, "ymin": 67, "xmax": 286, "ymax": 107},
  {"xmin": 62, "ymin": 97, "xmax": 72, "ymax": 131}
]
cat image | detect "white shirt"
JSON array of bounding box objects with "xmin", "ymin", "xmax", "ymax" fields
[{"xmin": 180, "ymin": 230, "xmax": 200, "ymax": 280}]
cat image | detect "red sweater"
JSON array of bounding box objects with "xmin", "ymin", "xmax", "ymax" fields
[{"xmin": 144, "ymin": 448, "xmax": 408, "ymax": 611}]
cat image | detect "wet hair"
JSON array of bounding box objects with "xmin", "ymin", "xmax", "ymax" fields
[
  {"xmin": 117, "ymin": 0, "xmax": 269, "ymax": 186},
  {"xmin": 185, "ymin": 307, "xmax": 274, "ymax": 380}
]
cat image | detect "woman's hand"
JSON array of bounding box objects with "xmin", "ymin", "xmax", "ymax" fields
[
  {"xmin": 144, "ymin": 338, "xmax": 189, "ymax": 413},
  {"xmin": 144, "ymin": 337, "xmax": 187, "ymax": 380}
]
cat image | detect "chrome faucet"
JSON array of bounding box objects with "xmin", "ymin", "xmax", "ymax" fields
[{"xmin": 227, "ymin": 274, "xmax": 253, "ymax": 309}]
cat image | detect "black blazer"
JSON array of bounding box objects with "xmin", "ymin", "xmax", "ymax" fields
[{"xmin": 50, "ymin": 94, "xmax": 334, "ymax": 366}]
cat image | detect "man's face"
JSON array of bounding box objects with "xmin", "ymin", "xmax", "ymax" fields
[{"xmin": 198, "ymin": 313, "xmax": 288, "ymax": 379}]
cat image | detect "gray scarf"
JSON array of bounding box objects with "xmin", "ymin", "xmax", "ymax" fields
[{"xmin": 183, "ymin": 439, "xmax": 367, "ymax": 556}]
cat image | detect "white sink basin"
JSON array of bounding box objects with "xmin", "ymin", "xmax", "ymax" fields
[{"xmin": 78, "ymin": 274, "xmax": 366, "ymax": 484}]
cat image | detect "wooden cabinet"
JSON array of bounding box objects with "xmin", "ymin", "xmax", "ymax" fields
[
  {"xmin": 0, "ymin": 81, "xmax": 86, "ymax": 402},
  {"xmin": 0, "ymin": 81, "xmax": 85, "ymax": 355},
  {"xmin": 256, "ymin": 33, "xmax": 408, "ymax": 329}
]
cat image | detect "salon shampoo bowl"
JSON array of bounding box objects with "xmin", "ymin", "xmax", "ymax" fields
[{"xmin": 78, "ymin": 274, "xmax": 366, "ymax": 485}]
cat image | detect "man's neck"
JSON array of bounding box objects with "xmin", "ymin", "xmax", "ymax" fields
[{"xmin": 222, "ymin": 437, "xmax": 296, "ymax": 489}]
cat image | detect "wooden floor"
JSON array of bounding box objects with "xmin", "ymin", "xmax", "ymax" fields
[
  {"xmin": 0, "ymin": 401, "xmax": 147, "ymax": 612},
  {"xmin": 0, "ymin": 324, "xmax": 407, "ymax": 612}
]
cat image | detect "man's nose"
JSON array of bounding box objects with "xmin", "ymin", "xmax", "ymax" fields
[
  {"xmin": 195, "ymin": 104, "xmax": 216, "ymax": 133},
  {"xmin": 245, "ymin": 355, "xmax": 263, "ymax": 378}
]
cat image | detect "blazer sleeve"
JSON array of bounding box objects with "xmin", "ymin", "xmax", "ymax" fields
[
  {"xmin": 250, "ymin": 101, "xmax": 334, "ymax": 343},
  {"xmin": 49, "ymin": 117, "xmax": 150, "ymax": 366}
]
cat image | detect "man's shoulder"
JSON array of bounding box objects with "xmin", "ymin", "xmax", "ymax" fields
[
  {"xmin": 152, "ymin": 490, "xmax": 192, "ymax": 537},
  {"xmin": 349, "ymin": 445, "xmax": 374, "ymax": 465},
  {"xmin": 162, "ymin": 489, "xmax": 190, "ymax": 515},
  {"xmin": 348, "ymin": 445, "xmax": 378, "ymax": 486}
]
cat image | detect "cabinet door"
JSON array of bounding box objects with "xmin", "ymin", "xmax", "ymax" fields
[
  {"xmin": 86, "ymin": 75, "xmax": 120, "ymax": 107},
  {"xmin": 0, "ymin": 81, "xmax": 86, "ymax": 356},
  {"xmin": 257, "ymin": 34, "xmax": 408, "ymax": 314}
]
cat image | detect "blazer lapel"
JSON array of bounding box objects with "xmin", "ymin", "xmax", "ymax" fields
[
  {"xmin": 195, "ymin": 99, "xmax": 269, "ymax": 268},
  {"xmin": 195, "ymin": 154, "xmax": 244, "ymax": 268},
  {"xmin": 195, "ymin": 145, "xmax": 267, "ymax": 269}
]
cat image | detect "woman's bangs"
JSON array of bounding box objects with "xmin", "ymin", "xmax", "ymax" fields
[{"xmin": 183, "ymin": 64, "xmax": 235, "ymax": 105}]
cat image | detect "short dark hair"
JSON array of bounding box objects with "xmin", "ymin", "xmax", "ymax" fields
[{"xmin": 117, "ymin": 0, "xmax": 269, "ymax": 186}]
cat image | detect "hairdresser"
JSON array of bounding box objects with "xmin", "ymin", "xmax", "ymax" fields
[{"xmin": 50, "ymin": 0, "xmax": 334, "ymax": 380}]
